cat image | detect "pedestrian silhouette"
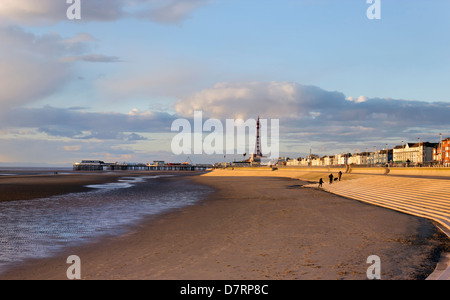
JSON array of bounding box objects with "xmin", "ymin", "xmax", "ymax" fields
[
  {"xmin": 318, "ymin": 178, "xmax": 323, "ymax": 188},
  {"xmin": 338, "ymin": 171, "xmax": 342, "ymax": 181},
  {"xmin": 329, "ymin": 173, "xmax": 334, "ymax": 184}
]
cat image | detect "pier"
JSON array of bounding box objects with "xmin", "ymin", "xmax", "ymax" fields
[{"xmin": 73, "ymin": 160, "xmax": 211, "ymax": 172}]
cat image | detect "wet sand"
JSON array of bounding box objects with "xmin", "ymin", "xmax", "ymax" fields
[
  {"xmin": 0, "ymin": 174, "xmax": 448, "ymax": 280},
  {"xmin": 0, "ymin": 171, "xmax": 202, "ymax": 202}
]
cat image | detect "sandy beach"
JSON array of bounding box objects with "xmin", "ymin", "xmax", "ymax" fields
[{"xmin": 0, "ymin": 171, "xmax": 448, "ymax": 280}]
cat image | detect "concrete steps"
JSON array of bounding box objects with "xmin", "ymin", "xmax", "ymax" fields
[{"xmin": 304, "ymin": 176, "xmax": 450, "ymax": 280}]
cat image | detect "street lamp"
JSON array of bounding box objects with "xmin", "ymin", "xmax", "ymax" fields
[
  {"xmin": 366, "ymin": 147, "xmax": 369, "ymax": 166},
  {"xmin": 418, "ymin": 138, "xmax": 421, "ymax": 164},
  {"xmin": 386, "ymin": 144, "xmax": 389, "ymax": 164},
  {"xmin": 401, "ymin": 141, "xmax": 404, "ymax": 163},
  {"xmin": 374, "ymin": 146, "xmax": 377, "ymax": 165}
]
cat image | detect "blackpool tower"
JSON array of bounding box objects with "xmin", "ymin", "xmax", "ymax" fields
[
  {"xmin": 255, "ymin": 116, "xmax": 263, "ymax": 157},
  {"xmin": 250, "ymin": 116, "xmax": 263, "ymax": 164}
]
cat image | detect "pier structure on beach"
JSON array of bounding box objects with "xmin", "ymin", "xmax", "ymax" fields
[{"xmin": 73, "ymin": 160, "xmax": 211, "ymax": 171}]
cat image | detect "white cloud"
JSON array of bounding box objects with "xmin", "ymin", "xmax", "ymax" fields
[
  {"xmin": 0, "ymin": 27, "xmax": 69, "ymax": 111},
  {"xmin": 347, "ymin": 96, "xmax": 368, "ymax": 103},
  {"xmin": 1, "ymin": 106, "xmax": 176, "ymax": 137},
  {"xmin": 174, "ymin": 81, "xmax": 345, "ymax": 119},
  {"xmin": 64, "ymin": 145, "xmax": 81, "ymax": 152},
  {"xmin": 63, "ymin": 32, "xmax": 95, "ymax": 45},
  {"xmin": 175, "ymin": 81, "xmax": 450, "ymax": 146},
  {"xmin": 0, "ymin": 27, "xmax": 122, "ymax": 113},
  {"xmin": 141, "ymin": 0, "xmax": 208, "ymax": 24},
  {"xmin": 0, "ymin": 0, "xmax": 208, "ymax": 26},
  {"xmin": 0, "ymin": 0, "xmax": 66, "ymax": 25},
  {"xmin": 0, "ymin": 0, "xmax": 126, "ymax": 25},
  {"xmin": 59, "ymin": 54, "xmax": 123, "ymax": 63},
  {"xmin": 2, "ymin": 79, "xmax": 450, "ymax": 163},
  {"xmin": 0, "ymin": 105, "xmax": 179, "ymax": 164}
]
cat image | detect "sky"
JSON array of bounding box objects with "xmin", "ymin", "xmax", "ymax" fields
[{"xmin": 0, "ymin": 0, "xmax": 450, "ymax": 166}]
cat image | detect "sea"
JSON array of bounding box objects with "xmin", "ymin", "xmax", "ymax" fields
[{"xmin": 0, "ymin": 167, "xmax": 212, "ymax": 274}]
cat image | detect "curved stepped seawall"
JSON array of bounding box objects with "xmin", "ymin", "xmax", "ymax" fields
[{"xmin": 305, "ymin": 176, "xmax": 450, "ymax": 280}]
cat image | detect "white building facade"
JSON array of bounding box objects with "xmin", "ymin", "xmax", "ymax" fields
[{"xmin": 393, "ymin": 142, "xmax": 436, "ymax": 164}]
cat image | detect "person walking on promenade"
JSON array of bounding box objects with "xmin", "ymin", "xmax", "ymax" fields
[
  {"xmin": 329, "ymin": 173, "xmax": 334, "ymax": 184},
  {"xmin": 318, "ymin": 178, "xmax": 324, "ymax": 188},
  {"xmin": 338, "ymin": 171, "xmax": 342, "ymax": 181}
]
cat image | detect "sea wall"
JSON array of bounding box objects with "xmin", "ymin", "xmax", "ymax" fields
[
  {"xmin": 388, "ymin": 167, "xmax": 450, "ymax": 177},
  {"xmin": 281, "ymin": 166, "xmax": 450, "ymax": 177},
  {"xmin": 210, "ymin": 166, "xmax": 450, "ymax": 179}
]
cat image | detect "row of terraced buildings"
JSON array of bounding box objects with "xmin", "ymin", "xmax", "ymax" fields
[{"xmin": 284, "ymin": 137, "xmax": 450, "ymax": 167}]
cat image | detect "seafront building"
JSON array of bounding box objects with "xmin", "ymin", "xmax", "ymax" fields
[
  {"xmin": 393, "ymin": 142, "xmax": 437, "ymax": 165},
  {"xmin": 433, "ymin": 137, "xmax": 450, "ymax": 166},
  {"xmin": 371, "ymin": 149, "xmax": 393, "ymax": 165},
  {"xmin": 323, "ymin": 155, "xmax": 334, "ymax": 166},
  {"xmin": 434, "ymin": 145, "xmax": 442, "ymax": 163},
  {"xmin": 335, "ymin": 153, "xmax": 352, "ymax": 166},
  {"xmin": 348, "ymin": 152, "xmax": 370, "ymax": 165},
  {"xmin": 284, "ymin": 138, "xmax": 445, "ymax": 168},
  {"xmin": 444, "ymin": 138, "xmax": 450, "ymax": 165},
  {"xmin": 393, "ymin": 143, "xmax": 415, "ymax": 163}
]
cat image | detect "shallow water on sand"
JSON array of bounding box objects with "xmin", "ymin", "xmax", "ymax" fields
[{"xmin": 0, "ymin": 175, "xmax": 211, "ymax": 273}]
